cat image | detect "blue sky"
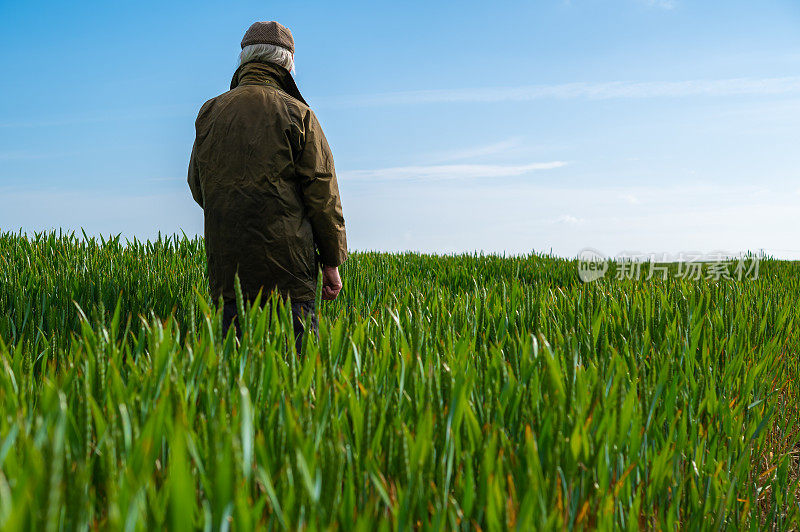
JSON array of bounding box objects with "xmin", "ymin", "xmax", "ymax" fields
[{"xmin": 1, "ymin": 0, "xmax": 799, "ymax": 257}]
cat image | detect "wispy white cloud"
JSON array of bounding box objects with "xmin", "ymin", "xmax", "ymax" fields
[
  {"xmin": 551, "ymin": 214, "xmax": 585, "ymax": 225},
  {"xmin": 319, "ymin": 76, "xmax": 800, "ymax": 108},
  {"xmin": 340, "ymin": 161, "xmax": 567, "ymax": 181},
  {"xmin": 641, "ymin": 0, "xmax": 676, "ymax": 9},
  {"xmin": 427, "ymin": 138, "xmax": 523, "ymax": 163},
  {"xmin": 620, "ymin": 193, "xmax": 641, "ymax": 205}
]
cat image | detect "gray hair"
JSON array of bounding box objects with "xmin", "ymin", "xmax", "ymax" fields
[{"xmin": 239, "ymin": 43, "xmax": 295, "ymax": 73}]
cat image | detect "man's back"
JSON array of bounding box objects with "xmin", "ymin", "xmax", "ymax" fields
[{"xmin": 188, "ymin": 61, "xmax": 347, "ymax": 304}]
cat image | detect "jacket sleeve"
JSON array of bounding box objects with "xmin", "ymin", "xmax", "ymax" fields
[
  {"xmin": 188, "ymin": 140, "xmax": 203, "ymax": 208},
  {"xmin": 295, "ymin": 110, "xmax": 348, "ymax": 267}
]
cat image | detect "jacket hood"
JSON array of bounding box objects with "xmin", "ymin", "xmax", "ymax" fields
[{"xmin": 230, "ymin": 61, "xmax": 308, "ymax": 106}]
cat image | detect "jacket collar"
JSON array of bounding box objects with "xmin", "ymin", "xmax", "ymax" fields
[{"xmin": 230, "ymin": 61, "xmax": 308, "ymax": 106}]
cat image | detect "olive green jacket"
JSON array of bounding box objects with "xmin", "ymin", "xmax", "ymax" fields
[{"xmin": 188, "ymin": 62, "xmax": 347, "ymax": 302}]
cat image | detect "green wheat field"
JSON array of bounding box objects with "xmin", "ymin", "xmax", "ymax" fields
[{"xmin": 0, "ymin": 231, "xmax": 798, "ymax": 530}]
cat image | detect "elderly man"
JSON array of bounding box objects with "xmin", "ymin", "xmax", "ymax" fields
[{"xmin": 188, "ymin": 21, "xmax": 347, "ymax": 351}]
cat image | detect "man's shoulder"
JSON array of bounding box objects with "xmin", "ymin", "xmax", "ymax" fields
[
  {"xmin": 194, "ymin": 95, "xmax": 221, "ymax": 123},
  {"xmin": 214, "ymin": 85, "xmax": 311, "ymax": 114},
  {"xmin": 255, "ymin": 84, "xmax": 311, "ymax": 115},
  {"xmin": 194, "ymin": 86, "xmax": 313, "ymax": 132}
]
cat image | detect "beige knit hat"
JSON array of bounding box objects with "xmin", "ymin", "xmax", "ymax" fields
[{"xmin": 241, "ymin": 21, "xmax": 295, "ymax": 53}]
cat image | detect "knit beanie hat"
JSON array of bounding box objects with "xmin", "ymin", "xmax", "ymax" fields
[{"xmin": 241, "ymin": 21, "xmax": 295, "ymax": 53}]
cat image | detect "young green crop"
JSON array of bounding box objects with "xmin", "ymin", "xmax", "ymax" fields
[{"xmin": 0, "ymin": 231, "xmax": 798, "ymax": 530}]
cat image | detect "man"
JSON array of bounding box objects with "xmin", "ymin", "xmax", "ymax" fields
[{"xmin": 188, "ymin": 21, "xmax": 347, "ymax": 352}]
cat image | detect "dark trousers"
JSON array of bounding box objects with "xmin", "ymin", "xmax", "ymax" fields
[{"xmin": 221, "ymin": 298, "xmax": 318, "ymax": 353}]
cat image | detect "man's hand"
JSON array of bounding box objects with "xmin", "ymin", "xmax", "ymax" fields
[{"xmin": 321, "ymin": 265, "xmax": 343, "ymax": 301}]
